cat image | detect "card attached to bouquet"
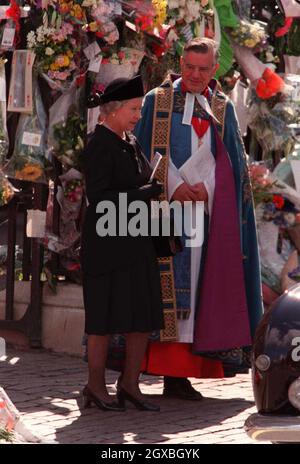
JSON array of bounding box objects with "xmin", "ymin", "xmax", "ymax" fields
[
  {"xmin": 26, "ymin": 209, "xmax": 46, "ymax": 238},
  {"xmin": 22, "ymin": 131, "xmax": 42, "ymax": 147},
  {"xmin": 88, "ymin": 54, "xmax": 102, "ymax": 73},
  {"xmin": 1, "ymin": 25, "xmax": 15, "ymax": 50},
  {"xmin": 8, "ymin": 50, "xmax": 35, "ymax": 113},
  {"xmin": 84, "ymin": 41, "xmax": 101, "ymax": 60}
]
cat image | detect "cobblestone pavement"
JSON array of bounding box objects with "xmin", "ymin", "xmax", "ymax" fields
[{"xmin": 0, "ymin": 348, "xmax": 268, "ymax": 444}]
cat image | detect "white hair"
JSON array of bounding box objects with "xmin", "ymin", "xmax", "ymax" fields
[{"xmin": 99, "ymin": 100, "xmax": 124, "ymax": 117}]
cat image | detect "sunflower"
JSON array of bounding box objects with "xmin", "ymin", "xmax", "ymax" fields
[{"xmin": 15, "ymin": 164, "xmax": 43, "ymax": 182}]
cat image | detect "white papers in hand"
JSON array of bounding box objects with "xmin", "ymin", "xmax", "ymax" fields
[
  {"xmin": 179, "ymin": 145, "xmax": 215, "ymax": 185},
  {"xmin": 149, "ymin": 151, "xmax": 163, "ymax": 181}
]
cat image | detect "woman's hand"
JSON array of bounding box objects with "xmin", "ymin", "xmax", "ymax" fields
[{"xmin": 140, "ymin": 179, "xmax": 163, "ymax": 198}]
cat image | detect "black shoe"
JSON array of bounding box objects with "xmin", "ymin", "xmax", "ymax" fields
[
  {"xmin": 82, "ymin": 386, "xmax": 125, "ymax": 411},
  {"xmin": 117, "ymin": 387, "xmax": 160, "ymax": 411},
  {"xmin": 163, "ymin": 377, "xmax": 203, "ymax": 401}
]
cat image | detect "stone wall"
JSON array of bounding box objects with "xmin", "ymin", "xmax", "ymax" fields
[{"xmin": 0, "ymin": 282, "xmax": 85, "ymax": 356}]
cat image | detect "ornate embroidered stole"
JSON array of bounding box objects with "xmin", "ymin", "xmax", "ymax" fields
[
  {"xmin": 151, "ymin": 75, "xmax": 227, "ymax": 342},
  {"xmin": 151, "ymin": 77, "xmax": 178, "ymax": 342}
]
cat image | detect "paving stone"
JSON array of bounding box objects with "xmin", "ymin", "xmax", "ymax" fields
[{"xmin": 0, "ymin": 348, "xmax": 270, "ymax": 444}]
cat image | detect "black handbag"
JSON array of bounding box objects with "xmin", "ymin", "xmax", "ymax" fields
[
  {"xmin": 151, "ymin": 213, "xmax": 183, "ymax": 257},
  {"xmin": 152, "ymin": 234, "xmax": 183, "ymax": 257}
]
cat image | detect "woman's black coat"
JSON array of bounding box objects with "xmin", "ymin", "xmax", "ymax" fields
[{"xmin": 80, "ymin": 124, "xmax": 159, "ymax": 276}]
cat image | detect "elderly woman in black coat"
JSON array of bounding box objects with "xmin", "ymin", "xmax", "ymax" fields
[{"xmin": 81, "ymin": 75, "xmax": 163, "ymax": 412}]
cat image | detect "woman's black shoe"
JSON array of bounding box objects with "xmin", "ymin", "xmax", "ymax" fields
[
  {"xmin": 117, "ymin": 387, "xmax": 160, "ymax": 411},
  {"xmin": 82, "ymin": 386, "xmax": 125, "ymax": 411},
  {"xmin": 163, "ymin": 377, "xmax": 203, "ymax": 401}
]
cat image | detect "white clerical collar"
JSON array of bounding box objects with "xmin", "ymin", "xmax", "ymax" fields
[{"xmin": 182, "ymin": 92, "xmax": 220, "ymax": 126}]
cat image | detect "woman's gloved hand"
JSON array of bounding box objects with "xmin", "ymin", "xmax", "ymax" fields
[{"xmin": 139, "ymin": 179, "xmax": 163, "ymax": 198}]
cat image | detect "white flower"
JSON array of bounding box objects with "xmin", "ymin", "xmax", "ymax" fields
[
  {"xmin": 82, "ymin": 0, "xmax": 97, "ymax": 6},
  {"xmin": 168, "ymin": 0, "xmax": 180, "ymax": 8},
  {"xmin": 167, "ymin": 29, "xmax": 179, "ymax": 42},
  {"xmin": 265, "ymin": 51, "xmax": 275, "ymax": 62},
  {"xmin": 45, "ymin": 47, "xmax": 55, "ymax": 56},
  {"xmin": 106, "ymin": 31, "xmax": 119, "ymax": 45},
  {"xmin": 27, "ymin": 31, "xmax": 36, "ymax": 48},
  {"xmin": 186, "ymin": 0, "xmax": 201, "ymax": 20},
  {"xmin": 178, "ymin": 7, "xmax": 185, "ymax": 19}
]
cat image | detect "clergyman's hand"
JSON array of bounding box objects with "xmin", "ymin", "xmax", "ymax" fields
[
  {"xmin": 190, "ymin": 182, "xmax": 208, "ymax": 202},
  {"xmin": 171, "ymin": 182, "xmax": 199, "ymax": 203}
]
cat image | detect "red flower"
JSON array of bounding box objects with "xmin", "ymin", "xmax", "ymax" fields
[
  {"xmin": 151, "ymin": 43, "xmax": 166, "ymax": 58},
  {"xmin": 273, "ymin": 194, "xmax": 285, "ymax": 210},
  {"xmin": 118, "ymin": 51, "xmax": 125, "ymax": 60},
  {"xmin": 76, "ymin": 73, "xmax": 86, "ymax": 87},
  {"xmin": 135, "ymin": 15, "xmax": 153, "ymax": 31},
  {"xmin": 275, "ymin": 17, "xmax": 293, "ymax": 37}
]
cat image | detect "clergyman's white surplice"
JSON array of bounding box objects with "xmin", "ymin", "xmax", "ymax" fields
[{"xmin": 167, "ymin": 114, "xmax": 216, "ymax": 342}]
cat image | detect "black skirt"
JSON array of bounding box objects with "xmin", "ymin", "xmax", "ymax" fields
[{"xmin": 83, "ymin": 242, "xmax": 164, "ymax": 335}]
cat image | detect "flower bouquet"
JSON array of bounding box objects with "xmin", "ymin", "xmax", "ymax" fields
[
  {"xmin": 228, "ymin": 19, "xmax": 267, "ymax": 50},
  {"xmin": 52, "ymin": 109, "xmax": 86, "ymax": 168},
  {"xmin": 249, "ymin": 163, "xmax": 275, "ymax": 207},
  {"xmin": 122, "ymin": 0, "xmax": 156, "ymax": 32},
  {"xmin": 0, "ymin": 172, "xmax": 15, "ymax": 207},
  {"xmin": 56, "ymin": 168, "xmax": 84, "ymax": 248},
  {"xmin": 261, "ymin": 194, "xmax": 299, "ymax": 228},
  {"xmin": 27, "ymin": 20, "xmax": 82, "ymax": 91},
  {"xmin": 83, "ymin": 0, "xmax": 119, "ymax": 44},
  {"xmin": 95, "ymin": 47, "xmax": 144, "ymax": 86},
  {"xmin": 167, "ymin": 0, "xmax": 207, "ymax": 26},
  {"xmin": 63, "ymin": 177, "xmax": 84, "ymax": 204},
  {"xmin": 248, "ymin": 90, "xmax": 297, "ymax": 159},
  {"xmin": 4, "ymin": 77, "xmax": 48, "ymax": 183},
  {"xmin": 57, "ymin": 0, "xmax": 87, "ymax": 25},
  {"xmin": 48, "ymin": 82, "xmax": 86, "ymax": 168}
]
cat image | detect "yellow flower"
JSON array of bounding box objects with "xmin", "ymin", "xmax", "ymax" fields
[
  {"xmin": 152, "ymin": 0, "xmax": 167, "ymax": 28},
  {"xmin": 3, "ymin": 185, "xmax": 14, "ymax": 203},
  {"xmin": 50, "ymin": 63, "xmax": 59, "ymax": 71},
  {"xmin": 89, "ymin": 21, "xmax": 98, "ymax": 32},
  {"xmin": 63, "ymin": 55, "xmax": 70, "ymax": 67},
  {"xmin": 244, "ymin": 38, "xmax": 257, "ymax": 48},
  {"xmin": 67, "ymin": 50, "xmax": 74, "ymax": 58},
  {"xmin": 71, "ymin": 4, "xmax": 84, "ymax": 19},
  {"xmin": 15, "ymin": 164, "xmax": 43, "ymax": 182},
  {"xmin": 55, "ymin": 55, "xmax": 70, "ymax": 68}
]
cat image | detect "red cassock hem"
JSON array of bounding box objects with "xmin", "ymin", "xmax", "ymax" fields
[{"xmin": 141, "ymin": 341, "xmax": 224, "ymax": 378}]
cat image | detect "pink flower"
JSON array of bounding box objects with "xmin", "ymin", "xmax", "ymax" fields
[
  {"xmin": 56, "ymin": 71, "xmax": 70, "ymax": 81},
  {"xmin": 56, "ymin": 55, "xmax": 66, "ymax": 66},
  {"xmin": 48, "ymin": 70, "xmax": 70, "ymax": 81}
]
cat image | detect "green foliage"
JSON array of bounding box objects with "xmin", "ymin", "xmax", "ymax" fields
[
  {"xmin": 0, "ymin": 428, "xmax": 14, "ymax": 443},
  {"xmin": 52, "ymin": 107, "xmax": 86, "ymax": 168}
]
